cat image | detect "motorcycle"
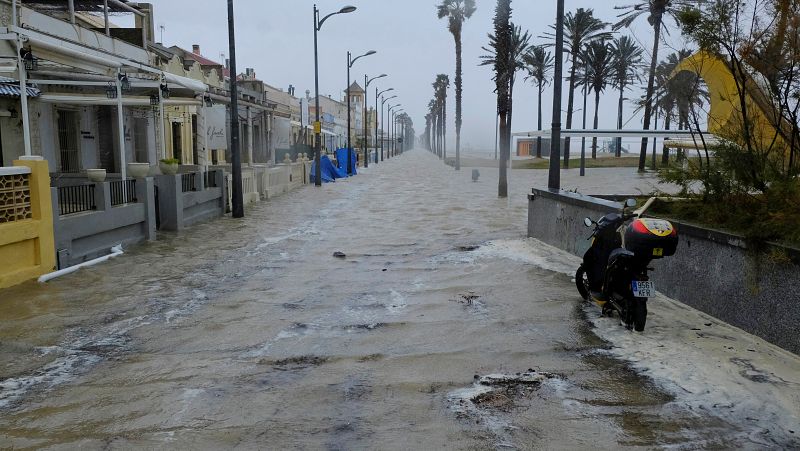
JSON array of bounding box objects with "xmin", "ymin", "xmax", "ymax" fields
[{"xmin": 575, "ymin": 198, "xmax": 678, "ymax": 331}]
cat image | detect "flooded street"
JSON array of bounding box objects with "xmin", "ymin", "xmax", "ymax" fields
[{"xmin": 1, "ymin": 150, "xmax": 798, "ymax": 449}]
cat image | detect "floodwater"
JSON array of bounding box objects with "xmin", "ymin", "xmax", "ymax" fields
[{"xmin": 0, "ymin": 150, "xmax": 798, "ymax": 449}]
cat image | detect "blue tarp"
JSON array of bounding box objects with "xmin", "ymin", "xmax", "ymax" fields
[
  {"xmin": 309, "ymin": 155, "xmax": 340, "ymax": 183},
  {"xmin": 335, "ymin": 148, "xmax": 357, "ymax": 176}
]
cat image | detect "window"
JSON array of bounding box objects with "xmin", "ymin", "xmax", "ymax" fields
[{"xmin": 57, "ymin": 110, "xmax": 80, "ymax": 173}]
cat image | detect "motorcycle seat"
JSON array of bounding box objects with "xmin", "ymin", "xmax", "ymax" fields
[{"xmin": 608, "ymin": 248, "xmax": 635, "ymax": 265}]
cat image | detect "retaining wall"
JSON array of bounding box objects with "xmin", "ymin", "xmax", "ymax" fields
[{"xmin": 528, "ymin": 188, "xmax": 800, "ymax": 355}]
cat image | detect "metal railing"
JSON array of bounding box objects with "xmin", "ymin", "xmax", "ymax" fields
[
  {"xmin": 181, "ymin": 173, "xmax": 197, "ymax": 192},
  {"xmin": 204, "ymin": 170, "xmax": 217, "ymax": 189},
  {"xmin": 110, "ymin": 179, "xmax": 137, "ymax": 206},
  {"xmin": 58, "ymin": 184, "xmax": 96, "ymax": 215}
]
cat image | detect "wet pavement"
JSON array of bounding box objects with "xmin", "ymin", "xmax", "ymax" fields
[{"xmin": 0, "ymin": 150, "xmax": 798, "ymax": 449}]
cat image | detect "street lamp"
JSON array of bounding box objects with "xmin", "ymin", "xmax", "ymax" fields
[
  {"xmin": 346, "ymin": 49, "xmax": 375, "ymax": 175},
  {"xmin": 314, "ymin": 4, "xmax": 357, "ymax": 186},
  {"xmin": 548, "ymin": 0, "xmax": 565, "ymax": 190},
  {"xmin": 363, "ymin": 73, "xmax": 386, "ymax": 168},
  {"xmin": 381, "ymin": 94, "xmax": 397, "ymax": 161},
  {"xmin": 376, "ymin": 87, "xmax": 393, "ymax": 162}
]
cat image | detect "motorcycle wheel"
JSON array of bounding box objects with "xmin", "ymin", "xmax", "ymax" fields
[
  {"xmin": 633, "ymin": 299, "xmax": 647, "ymax": 332},
  {"xmin": 575, "ymin": 266, "xmax": 590, "ymax": 300}
]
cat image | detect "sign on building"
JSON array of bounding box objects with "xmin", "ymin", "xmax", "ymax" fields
[{"xmin": 206, "ymin": 105, "xmax": 228, "ymax": 150}]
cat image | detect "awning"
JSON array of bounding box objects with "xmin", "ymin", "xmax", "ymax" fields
[
  {"xmin": 163, "ymin": 72, "xmax": 207, "ymax": 93},
  {"xmin": 0, "ymin": 81, "xmax": 41, "ymax": 97},
  {"xmin": 38, "ymin": 93, "xmax": 199, "ymax": 106}
]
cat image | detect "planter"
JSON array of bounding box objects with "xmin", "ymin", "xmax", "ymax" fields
[
  {"xmin": 159, "ymin": 162, "xmax": 179, "ymax": 175},
  {"xmin": 86, "ymin": 169, "xmax": 107, "ymax": 182},
  {"xmin": 127, "ymin": 162, "xmax": 150, "ymax": 178}
]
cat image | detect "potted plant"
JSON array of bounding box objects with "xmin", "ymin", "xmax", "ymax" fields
[
  {"xmin": 127, "ymin": 162, "xmax": 151, "ymax": 178},
  {"xmin": 86, "ymin": 168, "xmax": 106, "ymax": 182},
  {"xmin": 159, "ymin": 158, "xmax": 180, "ymax": 175}
]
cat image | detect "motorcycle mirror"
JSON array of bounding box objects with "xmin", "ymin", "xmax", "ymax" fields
[
  {"xmin": 584, "ymin": 217, "xmax": 593, "ymax": 227},
  {"xmin": 625, "ymin": 198, "xmax": 637, "ymax": 208}
]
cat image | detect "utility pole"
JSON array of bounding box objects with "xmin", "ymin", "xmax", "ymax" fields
[{"xmin": 228, "ymin": 0, "xmax": 244, "ymax": 217}]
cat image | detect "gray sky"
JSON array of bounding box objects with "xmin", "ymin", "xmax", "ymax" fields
[{"xmin": 137, "ymin": 1, "xmax": 694, "ymax": 153}]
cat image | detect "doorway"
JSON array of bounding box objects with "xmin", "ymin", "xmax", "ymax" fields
[
  {"xmin": 96, "ymin": 107, "xmax": 116, "ymax": 173},
  {"xmin": 57, "ymin": 109, "xmax": 80, "ymax": 173},
  {"xmin": 171, "ymin": 122, "xmax": 182, "ymax": 162}
]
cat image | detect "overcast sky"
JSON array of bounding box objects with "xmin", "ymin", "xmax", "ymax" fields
[{"xmin": 137, "ymin": 1, "xmax": 695, "ymax": 154}]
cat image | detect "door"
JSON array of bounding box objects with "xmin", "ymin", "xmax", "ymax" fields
[
  {"xmin": 133, "ymin": 117, "xmax": 148, "ymax": 163},
  {"xmin": 192, "ymin": 114, "xmax": 198, "ymax": 165},
  {"xmin": 171, "ymin": 122, "xmax": 182, "ymax": 162},
  {"xmin": 57, "ymin": 109, "xmax": 80, "ymax": 173},
  {"xmin": 97, "ymin": 107, "xmax": 116, "ymax": 173}
]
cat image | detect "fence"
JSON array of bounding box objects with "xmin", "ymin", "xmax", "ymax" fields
[
  {"xmin": 110, "ymin": 179, "xmax": 137, "ymax": 206},
  {"xmin": 57, "ymin": 184, "xmax": 96, "ymax": 215},
  {"xmin": 181, "ymin": 172, "xmax": 197, "ymax": 193}
]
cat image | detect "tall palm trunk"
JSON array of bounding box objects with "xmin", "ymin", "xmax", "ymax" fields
[
  {"xmin": 536, "ymin": 81, "xmax": 543, "ymax": 158},
  {"xmin": 564, "ymin": 57, "xmax": 578, "ymax": 168},
  {"xmin": 616, "ymin": 84, "xmax": 624, "ymax": 157},
  {"xmin": 592, "ymin": 89, "xmax": 601, "ymax": 157},
  {"xmin": 661, "ymin": 111, "xmax": 671, "ymax": 165},
  {"xmin": 442, "ymin": 97, "xmax": 447, "ymax": 162},
  {"xmin": 638, "ymin": 16, "xmax": 662, "ymax": 172},
  {"xmin": 582, "ymin": 79, "xmax": 589, "ymax": 160},
  {"xmin": 454, "ymin": 30, "xmax": 463, "ymax": 170},
  {"xmin": 507, "ymin": 72, "xmax": 515, "ymax": 148},
  {"xmin": 499, "ymin": 108, "xmax": 509, "ymax": 197}
]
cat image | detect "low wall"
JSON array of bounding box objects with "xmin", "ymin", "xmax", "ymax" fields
[
  {"xmin": 528, "ymin": 188, "xmax": 800, "ymax": 355},
  {"xmin": 51, "ymin": 178, "xmax": 156, "ymax": 269},
  {"xmin": 155, "ymin": 170, "xmax": 225, "ymax": 231},
  {"xmin": 0, "ymin": 159, "xmax": 56, "ymax": 288}
]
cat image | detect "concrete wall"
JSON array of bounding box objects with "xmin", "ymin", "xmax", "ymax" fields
[
  {"xmin": 51, "ymin": 177, "xmax": 156, "ymax": 269},
  {"xmin": 528, "ymin": 188, "xmax": 800, "ymax": 355},
  {"xmin": 0, "ymin": 159, "xmax": 56, "ymax": 289},
  {"xmin": 154, "ymin": 170, "xmax": 225, "ymax": 231}
]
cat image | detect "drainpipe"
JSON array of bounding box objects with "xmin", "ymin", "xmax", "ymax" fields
[
  {"xmin": 103, "ymin": 0, "xmax": 110, "ymax": 36},
  {"xmin": 16, "ymin": 36, "xmax": 31, "ymax": 157},
  {"xmin": 116, "ymin": 70, "xmax": 127, "ymax": 184},
  {"xmin": 158, "ymin": 77, "xmax": 166, "ymax": 160},
  {"xmin": 68, "ymin": 0, "xmax": 76, "ymax": 24},
  {"xmin": 247, "ymin": 106, "xmax": 253, "ymax": 165}
]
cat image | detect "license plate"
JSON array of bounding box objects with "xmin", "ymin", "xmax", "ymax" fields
[{"xmin": 632, "ymin": 281, "xmax": 655, "ymax": 298}]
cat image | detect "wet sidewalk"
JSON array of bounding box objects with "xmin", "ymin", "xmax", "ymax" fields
[{"xmin": 0, "ymin": 150, "xmax": 797, "ymax": 449}]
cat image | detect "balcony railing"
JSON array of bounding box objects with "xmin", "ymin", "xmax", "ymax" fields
[
  {"xmin": 58, "ymin": 184, "xmax": 96, "ymax": 216},
  {"xmin": 181, "ymin": 173, "xmax": 197, "ymax": 193},
  {"xmin": 110, "ymin": 179, "xmax": 137, "ymax": 206}
]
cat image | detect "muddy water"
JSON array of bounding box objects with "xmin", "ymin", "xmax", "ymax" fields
[{"xmin": 0, "ymin": 151, "xmax": 760, "ymax": 449}]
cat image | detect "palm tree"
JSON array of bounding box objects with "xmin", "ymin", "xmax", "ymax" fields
[
  {"xmin": 584, "ymin": 40, "xmax": 614, "ymax": 158},
  {"xmin": 433, "ymin": 74, "xmax": 450, "ymax": 160},
  {"xmin": 610, "ymin": 35, "xmax": 644, "ymax": 157},
  {"xmin": 522, "ymin": 46, "xmax": 554, "ymax": 158},
  {"xmin": 480, "ymin": 23, "xmax": 532, "ymax": 158},
  {"xmin": 438, "ymin": 0, "xmax": 477, "ymax": 171},
  {"xmin": 488, "ymin": 0, "xmax": 513, "ymax": 197},
  {"xmin": 553, "ymin": 8, "xmax": 611, "ymax": 168},
  {"xmin": 653, "ymin": 50, "xmax": 708, "ymax": 162},
  {"xmin": 614, "ymin": 0, "xmax": 705, "ymax": 172}
]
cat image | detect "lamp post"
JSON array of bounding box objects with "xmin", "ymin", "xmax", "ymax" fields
[
  {"xmin": 315, "ymin": 4, "xmax": 357, "ymax": 186},
  {"xmin": 548, "ymin": 0, "xmax": 565, "ymax": 190},
  {"xmin": 228, "ymin": 0, "xmax": 244, "ymax": 217},
  {"xmin": 376, "ymin": 88, "xmax": 393, "ymax": 162},
  {"xmin": 363, "ymin": 73, "xmax": 386, "ymax": 168},
  {"xmin": 346, "ymin": 50, "xmax": 375, "ymax": 175},
  {"xmin": 381, "ymin": 94, "xmax": 397, "ymax": 161}
]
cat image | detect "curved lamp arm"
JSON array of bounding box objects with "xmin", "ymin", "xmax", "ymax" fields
[
  {"xmin": 317, "ymin": 5, "xmax": 356, "ymax": 30},
  {"xmin": 350, "ymin": 50, "xmax": 376, "ymax": 68}
]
